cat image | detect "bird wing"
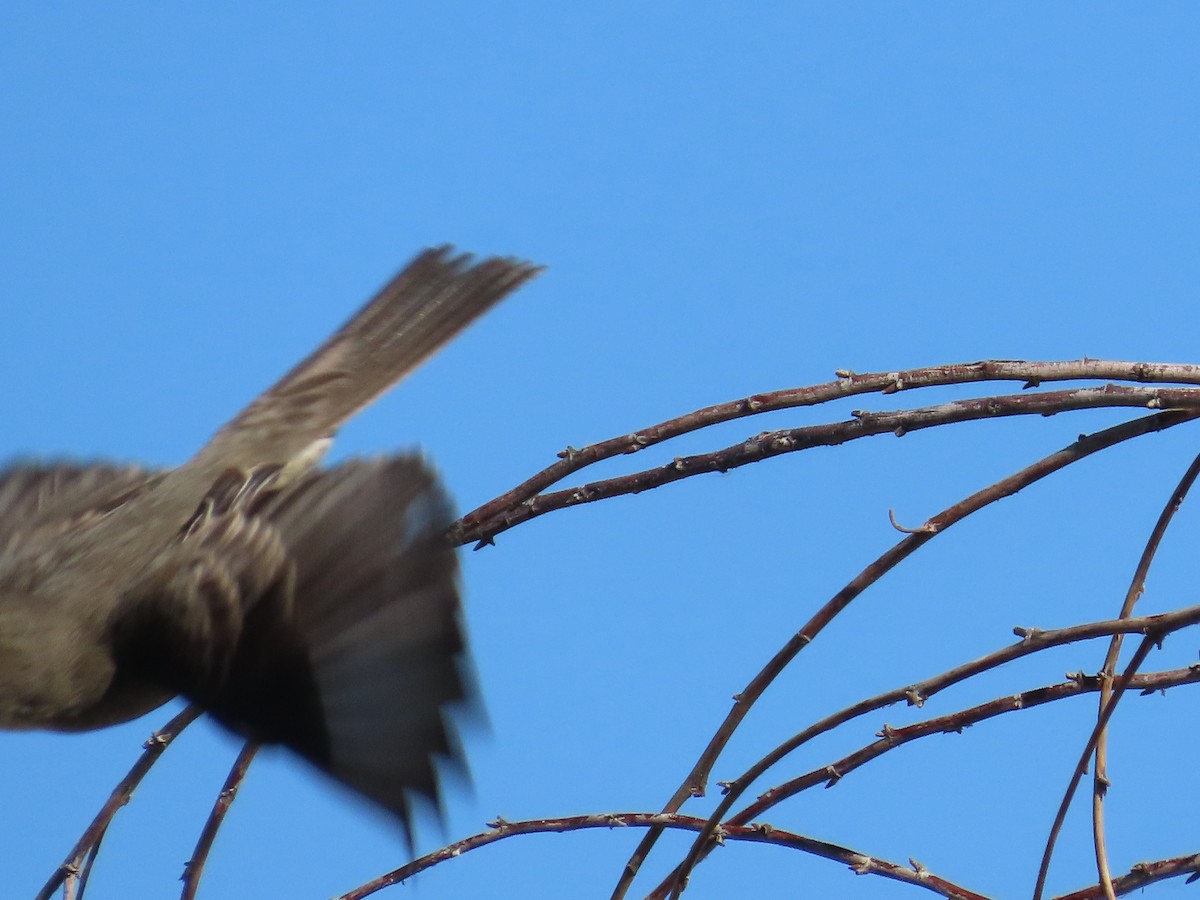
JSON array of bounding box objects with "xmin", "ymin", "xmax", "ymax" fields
[
  {"xmin": 0, "ymin": 463, "xmax": 162, "ymax": 552},
  {"xmin": 113, "ymin": 455, "xmax": 472, "ymax": 841},
  {"xmin": 190, "ymin": 247, "xmax": 541, "ymax": 476}
]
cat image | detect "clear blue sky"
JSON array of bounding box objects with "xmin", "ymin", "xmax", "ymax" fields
[{"xmin": 3, "ymin": 5, "xmax": 1200, "ymax": 899}]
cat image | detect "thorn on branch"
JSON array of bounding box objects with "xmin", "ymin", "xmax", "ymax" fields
[
  {"xmin": 1023, "ymin": 379, "xmax": 1041, "ymax": 389},
  {"xmin": 905, "ymin": 687, "xmax": 926, "ymax": 707},
  {"xmin": 888, "ymin": 509, "xmax": 936, "ymax": 534},
  {"xmin": 717, "ymin": 780, "xmax": 733, "ymax": 795},
  {"xmin": 1013, "ymin": 626, "xmax": 1042, "ymax": 642},
  {"xmin": 487, "ymin": 816, "xmax": 511, "ymax": 831},
  {"xmin": 471, "ymin": 535, "xmax": 496, "ymax": 551},
  {"xmin": 824, "ymin": 766, "xmax": 842, "ymax": 788},
  {"xmin": 556, "ymin": 445, "xmax": 578, "ymax": 461}
]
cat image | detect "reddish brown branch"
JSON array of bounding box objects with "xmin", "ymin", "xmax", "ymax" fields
[
  {"xmin": 1054, "ymin": 852, "xmax": 1200, "ymax": 899},
  {"xmin": 1090, "ymin": 451, "xmax": 1200, "ymax": 899},
  {"xmin": 180, "ymin": 741, "xmax": 259, "ymax": 900},
  {"xmin": 455, "ymin": 386, "xmax": 1200, "ymax": 546},
  {"xmin": 660, "ymin": 604, "xmax": 1200, "ymax": 896},
  {"xmin": 1034, "ymin": 636, "xmax": 1159, "ymax": 900},
  {"xmin": 654, "ymin": 664, "xmax": 1200, "ymax": 898},
  {"xmin": 612, "ymin": 409, "xmax": 1199, "ymax": 899},
  {"xmin": 336, "ymin": 811, "xmax": 992, "ymax": 900},
  {"xmin": 453, "ymin": 359, "xmax": 1200, "ymax": 543},
  {"xmin": 36, "ymin": 705, "xmax": 202, "ymax": 900}
]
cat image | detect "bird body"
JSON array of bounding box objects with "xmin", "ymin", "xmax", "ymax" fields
[{"xmin": 0, "ymin": 247, "xmax": 540, "ymax": 828}]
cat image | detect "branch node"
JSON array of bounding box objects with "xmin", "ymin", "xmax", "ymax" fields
[
  {"xmin": 556, "ymin": 445, "xmax": 579, "ymax": 461},
  {"xmin": 823, "ymin": 765, "xmax": 842, "ymax": 788},
  {"xmin": 905, "ymin": 687, "xmax": 926, "ymax": 708},
  {"xmin": 487, "ymin": 815, "xmax": 511, "ymax": 831},
  {"xmin": 835, "ymin": 368, "xmax": 856, "ymax": 379}
]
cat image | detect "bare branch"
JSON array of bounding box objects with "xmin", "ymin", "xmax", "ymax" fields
[
  {"xmin": 660, "ymin": 605, "xmax": 1200, "ymax": 896},
  {"xmin": 455, "ymin": 386, "xmax": 1200, "ymax": 546},
  {"xmin": 180, "ymin": 741, "xmax": 259, "ymax": 900},
  {"xmin": 452, "ymin": 359, "xmax": 1200, "ymax": 544},
  {"xmin": 1034, "ymin": 636, "xmax": 1160, "ymax": 900},
  {"xmin": 1054, "ymin": 852, "xmax": 1200, "ymax": 899},
  {"xmin": 37, "ymin": 706, "xmax": 202, "ymax": 900},
  {"xmin": 612, "ymin": 409, "xmax": 1199, "ymax": 899},
  {"xmin": 335, "ymin": 811, "xmax": 992, "ymax": 900},
  {"xmin": 1090, "ymin": 451, "xmax": 1200, "ymax": 900}
]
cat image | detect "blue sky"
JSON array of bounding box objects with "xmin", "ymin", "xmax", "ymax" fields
[{"xmin": 3, "ymin": 5, "xmax": 1200, "ymax": 899}]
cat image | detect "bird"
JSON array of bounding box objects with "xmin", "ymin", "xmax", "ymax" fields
[{"xmin": 0, "ymin": 246, "xmax": 541, "ymax": 836}]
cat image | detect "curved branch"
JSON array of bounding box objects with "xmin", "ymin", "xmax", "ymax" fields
[
  {"xmin": 36, "ymin": 705, "xmax": 202, "ymax": 900},
  {"xmin": 336, "ymin": 811, "xmax": 991, "ymax": 900},
  {"xmin": 452, "ymin": 359, "xmax": 1200, "ymax": 543},
  {"xmin": 456, "ymin": 386, "xmax": 1200, "ymax": 546},
  {"xmin": 1091, "ymin": 451, "xmax": 1200, "ymax": 899},
  {"xmin": 180, "ymin": 741, "xmax": 259, "ymax": 900},
  {"xmin": 612, "ymin": 409, "xmax": 1199, "ymax": 899},
  {"xmin": 661, "ymin": 605, "xmax": 1200, "ymax": 896}
]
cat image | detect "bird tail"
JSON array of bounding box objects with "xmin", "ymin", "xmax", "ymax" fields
[
  {"xmin": 203, "ymin": 455, "xmax": 475, "ymax": 840},
  {"xmin": 191, "ymin": 246, "xmax": 541, "ymax": 475}
]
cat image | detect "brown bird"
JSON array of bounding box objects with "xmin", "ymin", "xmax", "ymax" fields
[{"xmin": 0, "ymin": 247, "xmax": 540, "ymax": 834}]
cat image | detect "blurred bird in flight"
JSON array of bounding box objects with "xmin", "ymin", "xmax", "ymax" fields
[{"xmin": 0, "ymin": 246, "xmax": 541, "ymax": 835}]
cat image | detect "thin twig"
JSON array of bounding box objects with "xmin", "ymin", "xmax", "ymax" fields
[
  {"xmin": 452, "ymin": 359, "xmax": 1200, "ymax": 543},
  {"xmin": 1090, "ymin": 451, "xmax": 1200, "ymax": 900},
  {"xmin": 728, "ymin": 663, "xmax": 1200, "ymax": 831},
  {"xmin": 335, "ymin": 811, "xmax": 992, "ymax": 900},
  {"xmin": 180, "ymin": 741, "xmax": 259, "ymax": 900},
  {"xmin": 1033, "ymin": 635, "xmax": 1160, "ymax": 900},
  {"xmin": 1053, "ymin": 851, "xmax": 1200, "ymax": 899},
  {"xmin": 613, "ymin": 409, "xmax": 1199, "ymax": 899},
  {"xmin": 456, "ymin": 386, "xmax": 1200, "ymax": 546},
  {"xmin": 36, "ymin": 705, "xmax": 202, "ymax": 900},
  {"xmin": 658, "ymin": 604, "xmax": 1200, "ymax": 896}
]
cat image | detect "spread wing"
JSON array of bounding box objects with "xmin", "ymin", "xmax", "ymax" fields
[
  {"xmin": 113, "ymin": 455, "xmax": 473, "ymax": 842},
  {"xmin": 0, "ymin": 463, "xmax": 162, "ymax": 552},
  {"xmin": 191, "ymin": 247, "xmax": 541, "ymax": 475}
]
